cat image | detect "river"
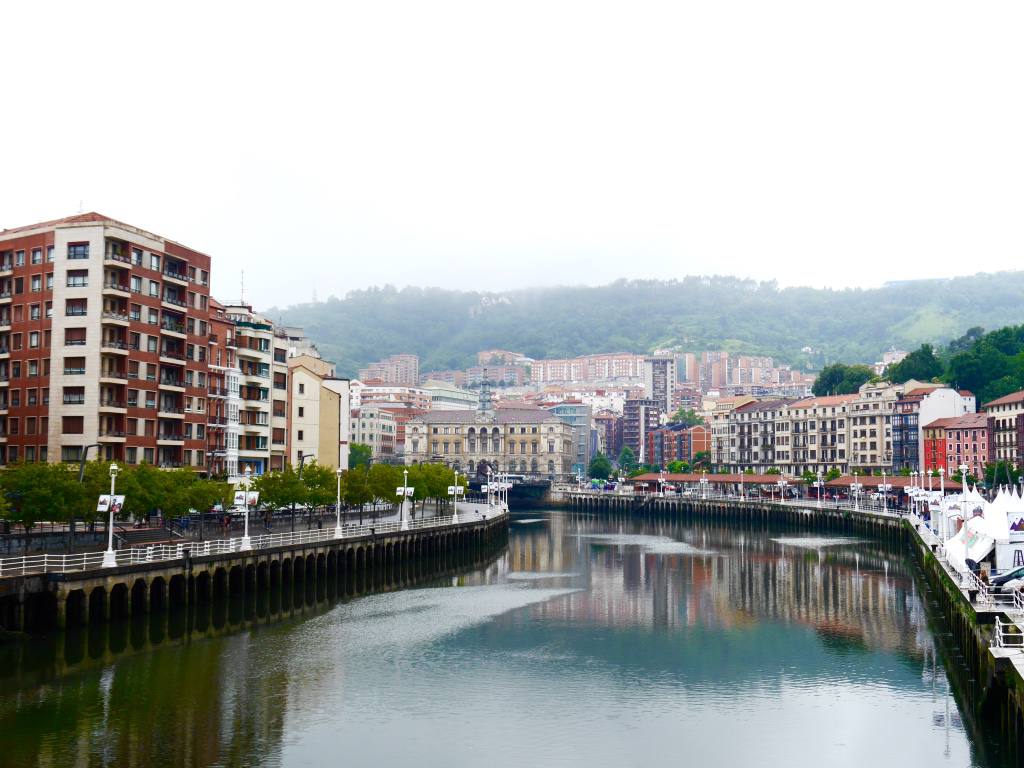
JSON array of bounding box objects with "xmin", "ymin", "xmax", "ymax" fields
[{"xmin": 0, "ymin": 508, "xmax": 1011, "ymax": 767}]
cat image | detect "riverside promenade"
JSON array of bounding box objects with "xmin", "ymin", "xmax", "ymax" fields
[
  {"xmin": 0, "ymin": 498, "xmax": 508, "ymax": 632},
  {"xmin": 557, "ymin": 487, "xmax": 1024, "ymax": 752}
]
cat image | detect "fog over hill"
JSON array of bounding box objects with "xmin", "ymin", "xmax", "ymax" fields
[{"xmin": 265, "ymin": 272, "xmax": 1024, "ymax": 378}]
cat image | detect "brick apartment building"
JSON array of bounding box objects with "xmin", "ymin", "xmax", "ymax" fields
[{"xmin": 0, "ymin": 213, "xmax": 213, "ymax": 468}]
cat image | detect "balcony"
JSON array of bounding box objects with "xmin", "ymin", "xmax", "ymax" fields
[
  {"xmin": 102, "ymin": 280, "xmax": 130, "ymax": 297},
  {"xmin": 104, "ymin": 252, "xmax": 132, "ymax": 265},
  {"xmin": 0, "ymin": 290, "xmax": 11, "ymax": 303},
  {"xmin": 159, "ymin": 321, "xmax": 186, "ymax": 338},
  {"xmin": 159, "ymin": 349, "xmax": 187, "ymax": 365},
  {"xmin": 162, "ymin": 268, "xmax": 190, "ymax": 285},
  {"xmin": 208, "ymin": 386, "xmax": 228, "ymax": 398},
  {"xmin": 99, "ymin": 370, "xmax": 128, "ymax": 383},
  {"xmin": 98, "ymin": 430, "xmax": 127, "ymax": 442},
  {"xmin": 158, "ymin": 406, "xmax": 185, "ymax": 419},
  {"xmin": 161, "ymin": 294, "xmax": 188, "ymax": 310},
  {"xmin": 63, "ymin": 395, "xmax": 86, "ymax": 405},
  {"xmin": 102, "ymin": 340, "xmax": 129, "ymax": 354},
  {"xmin": 99, "ymin": 399, "xmax": 127, "ymax": 412},
  {"xmin": 102, "ymin": 311, "xmax": 130, "ymax": 326},
  {"xmin": 157, "ymin": 432, "xmax": 185, "ymax": 444},
  {"xmin": 159, "ymin": 378, "xmax": 185, "ymax": 392}
]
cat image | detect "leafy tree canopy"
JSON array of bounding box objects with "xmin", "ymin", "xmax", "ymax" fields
[
  {"xmin": 812, "ymin": 363, "xmax": 875, "ymax": 396},
  {"xmin": 588, "ymin": 452, "xmax": 613, "ymax": 479},
  {"xmin": 886, "ymin": 343, "xmax": 942, "ymax": 383}
]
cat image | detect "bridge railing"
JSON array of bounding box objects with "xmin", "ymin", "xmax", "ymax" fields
[{"xmin": 0, "ymin": 502, "xmax": 507, "ymax": 578}]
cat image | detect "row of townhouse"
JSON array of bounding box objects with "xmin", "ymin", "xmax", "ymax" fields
[
  {"xmin": 711, "ymin": 379, "xmax": 976, "ymax": 477},
  {"xmin": 0, "ymin": 213, "xmax": 350, "ymax": 480}
]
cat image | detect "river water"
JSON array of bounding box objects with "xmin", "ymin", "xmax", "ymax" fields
[{"xmin": 0, "ymin": 509, "xmax": 1010, "ymax": 767}]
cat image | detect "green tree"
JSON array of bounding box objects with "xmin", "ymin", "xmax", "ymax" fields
[
  {"xmin": 1, "ymin": 463, "xmax": 82, "ymax": 551},
  {"xmin": 617, "ymin": 446, "xmax": 637, "ymax": 472},
  {"xmin": 349, "ymin": 444, "xmax": 372, "ymax": 469},
  {"xmin": 887, "ymin": 343, "xmax": 942, "ymax": 383},
  {"xmin": 692, "ymin": 451, "xmax": 711, "ymax": 471},
  {"xmin": 765, "ymin": 467, "xmax": 782, "ymax": 475},
  {"xmin": 667, "ymin": 460, "xmax": 690, "ymax": 473},
  {"xmin": 825, "ymin": 467, "xmax": 841, "ymax": 481},
  {"xmin": 668, "ymin": 408, "xmax": 703, "ymax": 427},
  {"xmin": 342, "ymin": 465, "xmax": 372, "ymax": 523},
  {"xmin": 253, "ymin": 466, "xmax": 306, "ymax": 510},
  {"xmin": 984, "ymin": 461, "xmax": 1022, "ymax": 488},
  {"xmin": 588, "ymin": 452, "xmax": 613, "ymax": 479},
  {"xmin": 302, "ymin": 461, "xmax": 339, "ymax": 509},
  {"xmin": 812, "ymin": 363, "xmax": 875, "ymax": 396}
]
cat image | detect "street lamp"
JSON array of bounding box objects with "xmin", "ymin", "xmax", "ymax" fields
[
  {"xmin": 776, "ymin": 478, "xmax": 788, "ymax": 504},
  {"xmin": 881, "ymin": 470, "xmax": 887, "ymax": 513},
  {"xmin": 240, "ymin": 465, "xmax": 253, "ymax": 550},
  {"xmin": 101, "ymin": 463, "xmax": 120, "ymax": 568},
  {"xmin": 816, "ymin": 470, "xmax": 823, "ymax": 508},
  {"xmin": 701, "ymin": 469, "xmax": 708, "ymax": 500},
  {"xmin": 450, "ymin": 469, "xmax": 463, "ymax": 524},
  {"xmin": 850, "ymin": 477, "xmax": 863, "ymax": 511},
  {"xmin": 334, "ymin": 467, "xmax": 344, "ymax": 539}
]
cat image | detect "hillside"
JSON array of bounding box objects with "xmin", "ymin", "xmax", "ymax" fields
[{"xmin": 264, "ymin": 272, "xmax": 1024, "ymax": 378}]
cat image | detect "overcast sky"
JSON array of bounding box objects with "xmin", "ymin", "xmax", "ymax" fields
[{"xmin": 3, "ymin": 1, "xmax": 1021, "ymax": 310}]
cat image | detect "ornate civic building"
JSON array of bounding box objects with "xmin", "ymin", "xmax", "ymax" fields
[{"xmin": 403, "ymin": 407, "xmax": 574, "ymax": 481}]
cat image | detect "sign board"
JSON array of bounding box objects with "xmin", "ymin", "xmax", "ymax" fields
[
  {"xmin": 232, "ymin": 491, "xmax": 259, "ymax": 508},
  {"xmin": 447, "ymin": 486, "xmax": 465, "ymax": 495},
  {"xmin": 1008, "ymin": 510, "xmax": 1024, "ymax": 542},
  {"xmin": 97, "ymin": 495, "xmax": 126, "ymax": 515},
  {"xmin": 396, "ymin": 487, "xmax": 414, "ymax": 497}
]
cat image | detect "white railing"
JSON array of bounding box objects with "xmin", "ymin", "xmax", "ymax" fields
[
  {"xmin": 0, "ymin": 502, "xmax": 506, "ymax": 578},
  {"xmin": 993, "ymin": 616, "xmax": 1024, "ymax": 650}
]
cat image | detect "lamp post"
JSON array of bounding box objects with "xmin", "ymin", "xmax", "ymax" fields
[
  {"xmin": 816, "ymin": 470, "xmax": 823, "ymax": 508},
  {"xmin": 240, "ymin": 466, "xmax": 253, "ymax": 550},
  {"xmin": 399, "ymin": 468, "xmax": 412, "ymax": 530},
  {"xmin": 451, "ymin": 470, "xmax": 462, "ymax": 524},
  {"xmin": 701, "ymin": 469, "xmax": 708, "ymax": 500},
  {"xmin": 909, "ymin": 471, "xmax": 917, "ymax": 515},
  {"xmin": 101, "ymin": 463, "xmax": 120, "ymax": 568},
  {"xmin": 777, "ymin": 478, "xmax": 788, "ymax": 504},
  {"xmin": 959, "ymin": 463, "xmax": 969, "ymax": 494},
  {"xmin": 659, "ymin": 469, "xmax": 666, "ymax": 498},
  {"xmin": 851, "ymin": 478, "xmax": 863, "ymax": 511},
  {"xmin": 881, "ymin": 470, "xmax": 887, "ymax": 513},
  {"xmin": 334, "ymin": 467, "xmax": 344, "ymax": 539}
]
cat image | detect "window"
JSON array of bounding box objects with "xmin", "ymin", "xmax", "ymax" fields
[
  {"xmin": 130, "ymin": 275, "xmax": 142, "ymax": 293},
  {"xmin": 298, "ymin": 406, "xmax": 304, "ymax": 417},
  {"xmin": 31, "ymin": 248, "xmax": 42, "ymax": 265},
  {"xmin": 29, "ymin": 304, "xmax": 40, "ymax": 320},
  {"xmin": 298, "ymin": 382, "xmax": 305, "ymax": 395},
  {"xmin": 15, "ymin": 250, "xmax": 24, "ymax": 266},
  {"xmin": 30, "ymin": 275, "xmax": 40, "ymax": 292},
  {"xmin": 45, "ymin": 274, "xmax": 53, "ymax": 290},
  {"xmin": 68, "ymin": 243, "xmax": 89, "ymax": 260},
  {"xmin": 46, "ymin": 246, "xmax": 54, "ymax": 262},
  {"xmin": 29, "ymin": 332, "xmax": 39, "ymax": 349},
  {"xmin": 298, "ymin": 430, "xmax": 304, "ymax": 441},
  {"xmin": 149, "ymin": 280, "xmax": 159, "ymax": 297},
  {"xmin": 62, "ymin": 416, "xmax": 84, "ymax": 434},
  {"xmin": 66, "ymin": 269, "xmax": 88, "ymax": 288},
  {"xmin": 149, "ymin": 254, "xmax": 160, "ymax": 271}
]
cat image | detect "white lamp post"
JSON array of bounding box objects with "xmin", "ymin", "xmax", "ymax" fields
[
  {"xmin": 816, "ymin": 470, "xmax": 823, "ymax": 508},
  {"xmin": 101, "ymin": 463, "xmax": 119, "ymax": 568},
  {"xmin": 881, "ymin": 470, "xmax": 887, "ymax": 513},
  {"xmin": 777, "ymin": 478, "xmax": 787, "ymax": 504},
  {"xmin": 451, "ymin": 470, "xmax": 462, "ymax": 524},
  {"xmin": 334, "ymin": 467, "xmax": 344, "ymax": 538},
  {"xmin": 851, "ymin": 478, "xmax": 863, "ymax": 511},
  {"xmin": 701, "ymin": 469, "xmax": 708, "ymax": 500},
  {"xmin": 240, "ymin": 465, "xmax": 252, "ymax": 550}
]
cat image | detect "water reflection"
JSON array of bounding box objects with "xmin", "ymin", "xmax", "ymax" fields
[{"xmin": 0, "ymin": 510, "xmax": 1010, "ymax": 768}]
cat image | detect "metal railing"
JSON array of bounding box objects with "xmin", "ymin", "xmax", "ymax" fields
[
  {"xmin": 0, "ymin": 502, "xmax": 506, "ymax": 578},
  {"xmin": 993, "ymin": 617, "xmax": 1024, "ymax": 650}
]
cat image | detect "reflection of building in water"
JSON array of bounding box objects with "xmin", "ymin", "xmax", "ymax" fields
[{"xmin": 506, "ymin": 515, "xmax": 935, "ymax": 660}]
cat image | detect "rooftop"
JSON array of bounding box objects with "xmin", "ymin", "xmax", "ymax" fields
[{"xmin": 983, "ymin": 390, "xmax": 1024, "ymax": 408}]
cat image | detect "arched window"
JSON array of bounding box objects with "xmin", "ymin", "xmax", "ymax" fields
[
  {"xmin": 531, "ymin": 458, "xmax": 538, "ymax": 474},
  {"xmin": 519, "ymin": 459, "xmax": 527, "ymax": 472},
  {"xmin": 547, "ymin": 460, "xmax": 555, "ymax": 474}
]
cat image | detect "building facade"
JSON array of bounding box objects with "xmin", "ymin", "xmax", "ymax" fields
[
  {"xmin": 404, "ymin": 408, "xmax": 574, "ymax": 480},
  {"xmin": 622, "ymin": 397, "xmax": 661, "ymax": 463},
  {"xmin": 351, "ymin": 406, "xmax": 396, "ymax": 461},
  {"xmin": 0, "ymin": 213, "xmax": 213, "ymax": 469},
  {"xmin": 643, "ymin": 356, "xmax": 677, "ymax": 415},
  {"xmin": 983, "ymin": 390, "xmax": 1024, "ymax": 469},
  {"xmin": 545, "ymin": 400, "xmax": 593, "ymax": 477},
  {"xmin": 891, "ymin": 386, "xmax": 975, "ymax": 474},
  {"xmin": 923, "ymin": 413, "xmax": 993, "ymax": 478},
  {"xmin": 358, "ymin": 353, "xmax": 419, "ymax": 386}
]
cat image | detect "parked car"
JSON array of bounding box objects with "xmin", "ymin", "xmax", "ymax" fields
[{"xmin": 990, "ymin": 566, "xmax": 1024, "ymax": 593}]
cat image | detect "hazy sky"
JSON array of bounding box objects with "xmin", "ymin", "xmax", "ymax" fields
[{"xmin": 3, "ymin": 1, "xmax": 1022, "ymax": 311}]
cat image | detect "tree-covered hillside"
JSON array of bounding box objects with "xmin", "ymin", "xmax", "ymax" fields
[{"xmin": 264, "ymin": 273, "xmax": 1024, "ymax": 378}]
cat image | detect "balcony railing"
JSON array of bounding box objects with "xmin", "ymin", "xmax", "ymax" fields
[
  {"xmin": 63, "ymin": 395, "xmax": 86, "ymax": 405},
  {"xmin": 162, "ymin": 294, "xmax": 187, "ymax": 308},
  {"xmin": 162, "ymin": 268, "xmax": 191, "ymax": 282},
  {"xmin": 103, "ymin": 281, "xmax": 130, "ymax": 292},
  {"xmin": 65, "ymin": 307, "xmax": 88, "ymax": 316},
  {"xmin": 158, "ymin": 433, "xmax": 185, "ymax": 441},
  {"xmin": 102, "ymin": 340, "xmax": 128, "ymax": 350},
  {"xmin": 100, "ymin": 370, "xmax": 127, "ymax": 379},
  {"xmin": 160, "ymin": 321, "xmax": 186, "ymax": 334},
  {"xmin": 100, "ymin": 399, "xmax": 126, "ymax": 408},
  {"xmin": 160, "ymin": 378, "xmax": 185, "ymax": 388},
  {"xmin": 104, "ymin": 252, "xmax": 131, "ymax": 264},
  {"xmin": 159, "ymin": 349, "xmax": 186, "ymax": 360},
  {"xmin": 63, "ymin": 367, "xmax": 86, "ymax": 375}
]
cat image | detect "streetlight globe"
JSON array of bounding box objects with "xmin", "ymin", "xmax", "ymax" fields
[{"xmin": 109, "ymin": 463, "xmax": 119, "ymax": 478}]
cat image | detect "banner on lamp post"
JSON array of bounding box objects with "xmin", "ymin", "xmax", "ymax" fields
[{"xmin": 97, "ymin": 495, "xmax": 126, "ymax": 515}]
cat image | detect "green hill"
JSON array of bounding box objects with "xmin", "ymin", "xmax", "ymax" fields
[{"xmin": 264, "ymin": 272, "xmax": 1024, "ymax": 378}]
